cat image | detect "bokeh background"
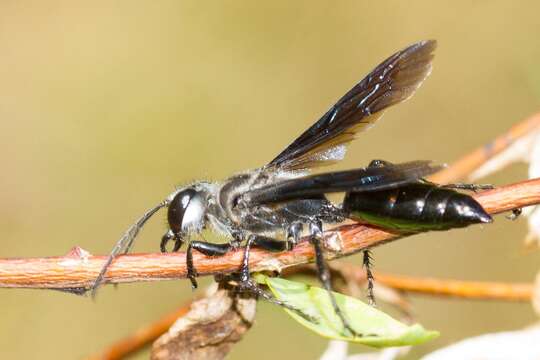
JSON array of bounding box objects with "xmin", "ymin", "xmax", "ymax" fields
[{"xmin": 1, "ymin": 1, "xmax": 540, "ymax": 359}]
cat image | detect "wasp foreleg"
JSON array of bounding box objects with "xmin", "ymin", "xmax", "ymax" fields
[{"xmin": 186, "ymin": 242, "xmax": 233, "ymax": 289}]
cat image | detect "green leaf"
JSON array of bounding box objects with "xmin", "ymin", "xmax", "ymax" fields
[{"xmin": 254, "ymin": 273, "xmax": 439, "ymax": 347}]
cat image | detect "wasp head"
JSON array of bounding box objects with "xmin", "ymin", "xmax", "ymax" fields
[
  {"xmin": 161, "ymin": 185, "xmax": 210, "ymax": 252},
  {"xmin": 169, "ymin": 187, "xmax": 208, "ymax": 233}
]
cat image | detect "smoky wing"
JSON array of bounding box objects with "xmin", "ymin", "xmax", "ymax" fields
[
  {"xmin": 243, "ymin": 160, "xmax": 442, "ymax": 206},
  {"xmin": 267, "ymin": 40, "xmax": 437, "ymax": 171}
]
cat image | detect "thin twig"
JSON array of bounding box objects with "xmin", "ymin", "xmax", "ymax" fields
[
  {"xmin": 80, "ymin": 112, "xmax": 540, "ymax": 359},
  {"xmin": 429, "ymin": 112, "xmax": 540, "ymax": 183},
  {"xmin": 373, "ymin": 273, "xmax": 533, "ymax": 301},
  {"xmin": 289, "ymin": 265, "xmax": 533, "ymax": 302},
  {"xmin": 87, "ymin": 266, "xmax": 533, "ymax": 360},
  {"xmin": 87, "ymin": 302, "xmax": 192, "ymax": 360},
  {"xmin": 0, "ymin": 178, "xmax": 539, "ymax": 290}
]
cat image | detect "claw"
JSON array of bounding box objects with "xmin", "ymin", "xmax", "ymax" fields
[{"xmin": 506, "ymin": 208, "xmax": 522, "ymax": 221}]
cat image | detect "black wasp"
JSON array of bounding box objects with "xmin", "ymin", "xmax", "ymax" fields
[{"xmin": 92, "ymin": 40, "xmax": 492, "ymax": 335}]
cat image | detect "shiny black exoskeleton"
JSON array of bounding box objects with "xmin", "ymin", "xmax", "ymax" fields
[
  {"xmin": 343, "ymin": 160, "xmax": 493, "ymax": 232},
  {"xmin": 93, "ymin": 40, "xmax": 494, "ymax": 336}
]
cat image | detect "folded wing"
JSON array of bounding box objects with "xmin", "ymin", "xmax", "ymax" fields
[{"xmin": 243, "ymin": 160, "xmax": 443, "ymax": 206}]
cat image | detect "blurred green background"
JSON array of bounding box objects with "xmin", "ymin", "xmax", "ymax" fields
[{"xmin": 1, "ymin": 1, "xmax": 540, "ymax": 359}]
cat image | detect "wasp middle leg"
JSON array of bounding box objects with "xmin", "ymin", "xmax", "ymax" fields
[{"xmin": 236, "ymin": 234, "xmax": 318, "ymax": 322}]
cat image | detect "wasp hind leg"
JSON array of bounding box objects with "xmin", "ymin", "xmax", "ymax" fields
[
  {"xmin": 308, "ymin": 220, "xmax": 360, "ymax": 337},
  {"xmin": 369, "ymin": 159, "xmax": 493, "ymax": 193},
  {"xmin": 363, "ymin": 249, "xmax": 376, "ymax": 306},
  {"xmin": 507, "ymin": 208, "xmax": 522, "ymax": 220},
  {"xmin": 439, "ymin": 183, "xmax": 494, "ymax": 192}
]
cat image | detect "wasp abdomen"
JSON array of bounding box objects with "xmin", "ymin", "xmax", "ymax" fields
[{"xmin": 342, "ymin": 184, "xmax": 492, "ymax": 232}]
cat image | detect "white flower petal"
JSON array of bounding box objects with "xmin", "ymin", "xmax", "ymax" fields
[{"xmin": 421, "ymin": 325, "xmax": 540, "ymax": 360}]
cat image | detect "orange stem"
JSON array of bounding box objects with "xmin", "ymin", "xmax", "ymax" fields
[
  {"xmin": 429, "ymin": 112, "xmax": 540, "ymax": 183},
  {"xmin": 374, "ymin": 273, "xmax": 532, "ymax": 301},
  {"xmin": 0, "ymin": 178, "xmax": 538, "ymax": 290},
  {"xmin": 87, "ymin": 303, "xmax": 192, "ymax": 360}
]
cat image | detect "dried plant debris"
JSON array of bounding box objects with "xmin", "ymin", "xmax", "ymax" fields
[
  {"xmin": 469, "ymin": 128, "xmax": 540, "ymax": 246},
  {"xmin": 151, "ymin": 287, "xmax": 256, "ymax": 360}
]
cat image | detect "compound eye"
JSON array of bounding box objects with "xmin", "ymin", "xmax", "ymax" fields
[{"xmin": 168, "ymin": 188, "xmax": 198, "ymax": 233}]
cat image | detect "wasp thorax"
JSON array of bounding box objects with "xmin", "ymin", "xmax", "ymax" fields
[{"xmin": 168, "ymin": 188, "xmax": 206, "ymax": 234}]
